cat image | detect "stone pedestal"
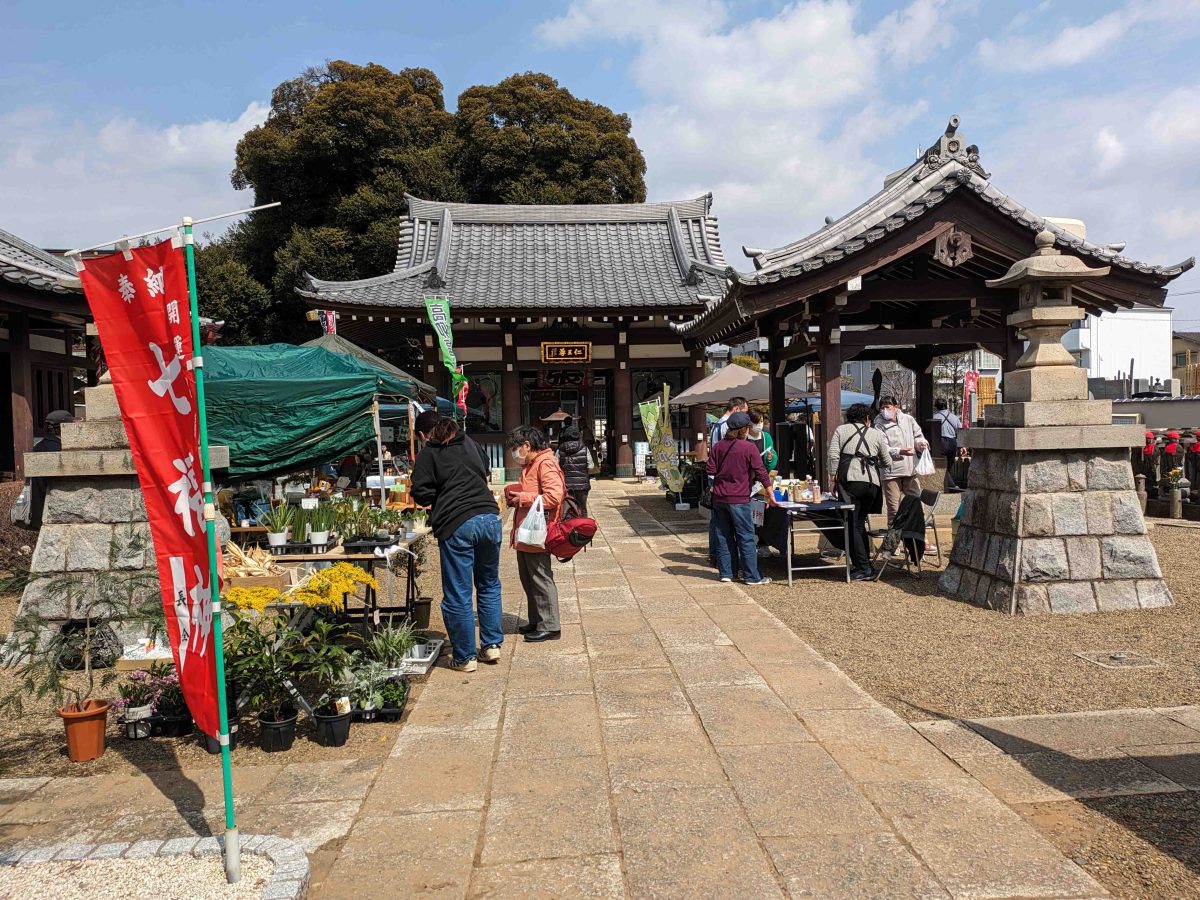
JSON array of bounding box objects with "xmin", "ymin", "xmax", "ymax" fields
[
  {"xmin": 939, "ymin": 230, "xmax": 1170, "ymax": 615},
  {"xmin": 14, "ymin": 382, "xmax": 229, "ymax": 644}
]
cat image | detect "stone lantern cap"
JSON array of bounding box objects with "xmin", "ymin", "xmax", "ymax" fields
[{"xmin": 985, "ymin": 230, "xmax": 1110, "ymax": 288}]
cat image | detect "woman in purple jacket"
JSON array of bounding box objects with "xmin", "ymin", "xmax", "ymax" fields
[{"xmin": 706, "ymin": 411, "xmax": 778, "ymax": 585}]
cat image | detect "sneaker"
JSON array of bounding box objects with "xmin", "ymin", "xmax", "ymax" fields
[
  {"xmin": 448, "ymin": 657, "xmax": 477, "ymax": 673},
  {"xmin": 720, "ymin": 576, "xmax": 733, "ymax": 583},
  {"xmin": 743, "ymin": 578, "xmax": 773, "ymax": 586},
  {"xmin": 480, "ymin": 645, "xmax": 501, "ymax": 663}
]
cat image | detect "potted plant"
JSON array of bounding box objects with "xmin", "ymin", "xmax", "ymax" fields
[
  {"xmin": 291, "ymin": 505, "xmax": 311, "ymax": 544},
  {"xmin": 259, "ymin": 502, "xmax": 294, "ymax": 548},
  {"xmin": 308, "ymin": 502, "xmax": 335, "ymax": 547},
  {"xmin": 227, "ymin": 612, "xmax": 300, "ymax": 753},
  {"xmin": 0, "ymin": 532, "xmax": 163, "ymax": 762},
  {"xmin": 149, "ymin": 662, "xmax": 194, "ymax": 737},
  {"xmin": 349, "ymin": 657, "xmax": 388, "ymax": 722},
  {"xmin": 113, "ymin": 669, "xmax": 158, "ymax": 740},
  {"xmin": 400, "ymin": 509, "xmax": 418, "ymax": 540},
  {"xmin": 410, "ymin": 509, "xmax": 428, "ymax": 533},
  {"xmin": 378, "ymin": 676, "xmax": 409, "ymax": 722},
  {"xmin": 363, "ymin": 618, "xmax": 417, "ymax": 677},
  {"xmin": 299, "ymin": 619, "xmax": 355, "ymax": 747}
]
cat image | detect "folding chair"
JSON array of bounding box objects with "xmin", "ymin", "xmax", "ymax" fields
[
  {"xmin": 919, "ymin": 489, "xmax": 942, "ymax": 570},
  {"xmin": 871, "ymin": 494, "xmax": 929, "ymax": 580}
]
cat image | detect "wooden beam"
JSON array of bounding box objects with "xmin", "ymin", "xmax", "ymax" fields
[
  {"xmin": 840, "ymin": 326, "xmax": 1004, "ymax": 348},
  {"xmin": 853, "ymin": 278, "xmax": 1004, "ymax": 303}
]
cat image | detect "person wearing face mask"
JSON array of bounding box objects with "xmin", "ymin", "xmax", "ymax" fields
[
  {"xmin": 504, "ymin": 425, "xmax": 566, "ymax": 642},
  {"xmin": 706, "ymin": 411, "xmax": 778, "ymax": 585},
  {"xmin": 410, "ymin": 410, "xmax": 503, "ymax": 673},
  {"xmin": 746, "ymin": 410, "xmax": 777, "ymax": 470},
  {"xmin": 873, "ymin": 396, "xmax": 929, "ymax": 526}
]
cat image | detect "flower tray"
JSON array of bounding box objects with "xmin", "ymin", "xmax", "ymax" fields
[
  {"xmin": 395, "ymin": 638, "xmax": 443, "ymax": 676},
  {"xmin": 150, "ymin": 713, "xmax": 194, "ymax": 738},
  {"xmin": 342, "ymin": 536, "xmax": 398, "ymax": 553}
]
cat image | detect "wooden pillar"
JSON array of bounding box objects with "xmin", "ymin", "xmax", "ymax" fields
[
  {"xmin": 767, "ymin": 328, "xmax": 786, "ymax": 433},
  {"xmin": 916, "ymin": 364, "xmax": 935, "ymax": 440},
  {"xmin": 688, "ymin": 351, "xmax": 708, "ymax": 460},
  {"xmin": 613, "ymin": 329, "xmax": 633, "ymax": 477},
  {"xmin": 818, "ymin": 311, "xmax": 841, "ymax": 487},
  {"xmin": 10, "ymin": 312, "xmax": 33, "ymax": 481},
  {"xmin": 85, "ymin": 332, "xmax": 100, "ymax": 387},
  {"xmin": 501, "ymin": 338, "xmax": 522, "ymax": 479}
]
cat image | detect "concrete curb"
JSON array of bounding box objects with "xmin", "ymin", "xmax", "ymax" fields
[{"xmin": 0, "ymin": 834, "xmax": 308, "ymax": 899}]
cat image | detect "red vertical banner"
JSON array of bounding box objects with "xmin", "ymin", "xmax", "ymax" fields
[{"xmin": 78, "ymin": 238, "xmax": 221, "ymax": 737}]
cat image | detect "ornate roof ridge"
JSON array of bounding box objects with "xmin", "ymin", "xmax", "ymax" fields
[
  {"xmin": 403, "ymin": 193, "xmax": 714, "ymax": 224},
  {"xmin": 0, "ymin": 226, "xmax": 82, "ymax": 293}
]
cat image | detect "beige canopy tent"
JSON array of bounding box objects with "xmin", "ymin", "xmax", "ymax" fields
[{"xmin": 670, "ymin": 364, "xmax": 769, "ymax": 407}]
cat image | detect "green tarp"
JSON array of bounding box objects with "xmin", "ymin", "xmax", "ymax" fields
[
  {"xmin": 205, "ymin": 343, "xmax": 421, "ymax": 478},
  {"xmin": 301, "ymin": 332, "xmax": 437, "ymax": 399}
]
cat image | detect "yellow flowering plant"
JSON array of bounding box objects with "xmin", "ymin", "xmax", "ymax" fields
[
  {"xmin": 224, "ymin": 586, "xmax": 283, "ymax": 614},
  {"xmin": 287, "ymin": 563, "xmax": 378, "ymax": 613}
]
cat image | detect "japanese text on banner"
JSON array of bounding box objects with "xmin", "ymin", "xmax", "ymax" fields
[{"xmin": 78, "ymin": 239, "xmax": 222, "ymax": 738}]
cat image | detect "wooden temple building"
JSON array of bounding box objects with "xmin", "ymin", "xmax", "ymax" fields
[
  {"xmin": 674, "ymin": 116, "xmax": 1193, "ymax": 461},
  {"xmin": 300, "ymin": 194, "xmax": 730, "ymax": 476},
  {"xmin": 0, "ymin": 228, "xmax": 90, "ymax": 480}
]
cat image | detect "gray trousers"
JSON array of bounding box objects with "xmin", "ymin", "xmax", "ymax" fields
[{"xmin": 517, "ymin": 551, "xmax": 560, "ymax": 632}]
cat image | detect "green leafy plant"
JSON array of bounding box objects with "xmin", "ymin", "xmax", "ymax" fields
[
  {"xmin": 309, "ymin": 502, "xmax": 336, "ymax": 533},
  {"xmin": 361, "ymin": 619, "xmax": 417, "ymax": 668},
  {"xmin": 348, "ymin": 657, "xmax": 388, "ymax": 709},
  {"xmin": 292, "ymin": 505, "xmax": 311, "ymax": 541},
  {"xmin": 379, "ymin": 677, "xmax": 408, "ymax": 708},
  {"xmin": 258, "ymin": 502, "xmax": 294, "ymax": 534},
  {"xmin": 298, "ymin": 619, "xmax": 355, "ymax": 713},
  {"xmin": 0, "ymin": 530, "xmax": 163, "ymax": 715},
  {"xmin": 226, "ymin": 612, "xmax": 300, "ymax": 722}
]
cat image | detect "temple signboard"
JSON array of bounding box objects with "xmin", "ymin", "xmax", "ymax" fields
[{"xmin": 541, "ymin": 341, "xmax": 591, "ymax": 364}]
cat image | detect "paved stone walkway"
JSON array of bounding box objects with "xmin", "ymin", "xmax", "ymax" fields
[{"xmin": 1, "ymin": 481, "xmax": 1129, "ymax": 898}]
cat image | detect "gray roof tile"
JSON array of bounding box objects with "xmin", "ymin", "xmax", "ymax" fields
[
  {"xmin": 302, "ymin": 193, "xmax": 730, "ymax": 311},
  {"xmin": 0, "ymin": 226, "xmax": 81, "ymax": 294}
]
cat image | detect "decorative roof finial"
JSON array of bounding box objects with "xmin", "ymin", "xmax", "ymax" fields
[{"xmin": 913, "ymin": 114, "xmax": 989, "ymax": 181}]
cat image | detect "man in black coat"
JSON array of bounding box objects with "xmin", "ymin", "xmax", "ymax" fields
[{"xmin": 556, "ymin": 425, "xmax": 591, "ymax": 516}]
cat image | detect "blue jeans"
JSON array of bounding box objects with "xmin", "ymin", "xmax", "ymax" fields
[
  {"xmin": 712, "ymin": 501, "xmax": 762, "ymax": 583},
  {"xmin": 439, "ymin": 513, "xmax": 503, "ymax": 663}
]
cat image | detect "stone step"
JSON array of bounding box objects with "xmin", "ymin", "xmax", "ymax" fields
[
  {"xmin": 81, "ymin": 384, "xmax": 122, "ymax": 421},
  {"xmin": 61, "ymin": 420, "xmax": 129, "ymax": 450},
  {"xmin": 23, "ymin": 445, "xmax": 229, "ymax": 478}
]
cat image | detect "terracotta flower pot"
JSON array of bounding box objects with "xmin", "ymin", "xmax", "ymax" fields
[{"xmin": 59, "ymin": 699, "xmax": 110, "ymax": 763}]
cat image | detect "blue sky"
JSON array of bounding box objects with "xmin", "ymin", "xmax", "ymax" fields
[{"xmin": 3, "ymin": 0, "xmax": 1199, "ymax": 317}]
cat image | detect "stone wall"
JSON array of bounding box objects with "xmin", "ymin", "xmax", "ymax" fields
[{"xmin": 942, "ymin": 448, "xmax": 1171, "ymax": 615}]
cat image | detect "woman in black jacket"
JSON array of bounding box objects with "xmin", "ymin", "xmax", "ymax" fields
[
  {"xmin": 410, "ymin": 411, "xmax": 502, "ymax": 673},
  {"xmin": 556, "ymin": 425, "xmax": 591, "ymax": 516}
]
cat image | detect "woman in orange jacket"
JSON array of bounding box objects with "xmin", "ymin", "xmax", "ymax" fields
[{"xmin": 504, "ymin": 425, "xmax": 566, "ymax": 641}]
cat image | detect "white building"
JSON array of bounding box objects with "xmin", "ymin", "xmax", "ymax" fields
[{"xmin": 1062, "ymin": 306, "xmax": 1173, "ymax": 384}]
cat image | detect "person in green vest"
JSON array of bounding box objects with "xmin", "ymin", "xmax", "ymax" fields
[{"xmin": 748, "ymin": 410, "xmax": 777, "ymax": 470}]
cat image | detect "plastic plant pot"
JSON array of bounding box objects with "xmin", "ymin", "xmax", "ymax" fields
[
  {"xmin": 258, "ymin": 712, "xmax": 298, "ymax": 753},
  {"xmin": 313, "ymin": 710, "xmax": 352, "ymax": 747}
]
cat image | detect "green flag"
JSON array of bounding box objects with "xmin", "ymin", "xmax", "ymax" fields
[{"xmin": 424, "ymin": 296, "xmax": 467, "ymax": 401}]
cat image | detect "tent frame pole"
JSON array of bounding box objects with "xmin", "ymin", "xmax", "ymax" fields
[{"xmin": 373, "ymin": 399, "xmax": 386, "ymax": 506}]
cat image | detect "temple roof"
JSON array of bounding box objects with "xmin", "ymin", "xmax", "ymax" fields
[
  {"xmin": 299, "ymin": 193, "xmax": 731, "ymax": 312},
  {"xmin": 0, "ymin": 226, "xmax": 81, "ymax": 295},
  {"xmin": 674, "ymin": 116, "xmax": 1194, "ymax": 341}
]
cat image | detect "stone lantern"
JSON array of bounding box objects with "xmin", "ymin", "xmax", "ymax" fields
[{"xmin": 940, "ymin": 231, "xmax": 1171, "ymax": 614}]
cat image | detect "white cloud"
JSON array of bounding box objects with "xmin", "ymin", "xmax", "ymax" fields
[
  {"xmin": 977, "ymin": 0, "xmax": 1200, "ymax": 72},
  {"xmin": 1094, "ymin": 127, "xmax": 1125, "ymax": 173},
  {"xmin": 0, "ymin": 102, "xmax": 267, "ymax": 248},
  {"xmin": 538, "ymin": 0, "xmax": 958, "ymax": 259}
]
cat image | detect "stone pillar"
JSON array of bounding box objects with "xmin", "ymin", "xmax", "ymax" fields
[
  {"xmin": 940, "ymin": 231, "xmax": 1170, "ymax": 615},
  {"xmin": 14, "ymin": 379, "xmax": 230, "ymax": 645},
  {"xmin": 613, "ymin": 331, "xmax": 633, "ymax": 477},
  {"xmin": 501, "ymin": 341, "xmax": 522, "ymax": 481}
]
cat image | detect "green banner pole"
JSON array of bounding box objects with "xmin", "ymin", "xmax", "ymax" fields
[{"xmin": 182, "ymin": 217, "xmax": 240, "ymax": 884}]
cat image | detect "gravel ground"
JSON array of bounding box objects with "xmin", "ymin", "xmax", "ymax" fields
[
  {"xmin": 0, "ymin": 853, "xmax": 273, "ymax": 900},
  {"xmin": 1017, "ymin": 793, "xmax": 1200, "ymax": 900},
  {"xmin": 0, "ymin": 545, "xmax": 448, "ymax": 779},
  {"xmin": 746, "ymin": 523, "xmax": 1200, "ymax": 722}
]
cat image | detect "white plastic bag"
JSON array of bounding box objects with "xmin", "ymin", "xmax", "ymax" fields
[
  {"xmin": 516, "ymin": 495, "xmax": 548, "ymax": 548},
  {"xmin": 915, "ymin": 447, "xmax": 935, "ymax": 477}
]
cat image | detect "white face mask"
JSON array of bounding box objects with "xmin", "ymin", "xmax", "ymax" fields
[
  {"xmin": 514, "ymin": 445, "xmax": 529, "ymax": 462},
  {"xmin": 749, "ymin": 426, "xmax": 763, "ymax": 438},
  {"xmin": 882, "ymin": 408, "xmax": 897, "ymax": 422}
]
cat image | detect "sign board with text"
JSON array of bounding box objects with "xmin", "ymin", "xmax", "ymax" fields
[{"xmin": 541, "ymin": 341, "xmax": 592, "ymax": 364}]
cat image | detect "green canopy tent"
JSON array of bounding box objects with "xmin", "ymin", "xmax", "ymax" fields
[
  {"xmin": 205, "ymin": 343, "xmax": 422, "ymax": 480},
  {"xmin": 301, "ymin": 332, "xmax": 437, "ymax": 400}
]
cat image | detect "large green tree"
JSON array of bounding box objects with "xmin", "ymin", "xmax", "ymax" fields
[{"xmin": 204, "ymin": 61, "xmax": 647, "ymax": 345}]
